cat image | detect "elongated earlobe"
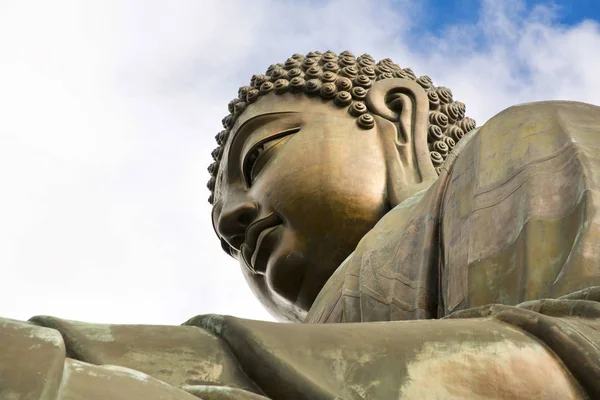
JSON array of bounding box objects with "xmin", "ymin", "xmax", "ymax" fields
[{"xmin": 366, "ymin": 78, "xmax": 438, "ymax": 206}]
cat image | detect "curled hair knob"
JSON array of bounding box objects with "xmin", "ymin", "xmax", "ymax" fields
[
  {"xmin": 433, "ymin": 140, "xmax": 449, "ymax": 155},
  {"xmin": 321, "ymin": 71, "xmax": 337, "ymax": 82},
  {"xmin": 301, "ymin": 57, "xmax": 317, "ymax": 70},
  {"xmin": 222, "ymin": 115, "xmax": 234, "ymax": 129},
  {"xmin": 211, "ymin": 147, "xmax": 223, "ymax": 161},
  {"xmin": 428, "ymin": 125, "xmax": 443, "ymax": 142},
  {"xmin": 416, "ymin": 75, "xmax": 433, "ymax": 89},
  {"xmin": 336, "ymin": 77, "xmax": 353, "ymax": 92},
  {"xmin": 351, "ymin": 86, "xmax": 367, "ymax": 100},
  {"xmin": 354, "ymin": 74, "xmax": 373, "ymax": 88},
  {"xmin": 305, "ymin": 79, "xmax": 322, "ymax": 95},
  {"xmin": 357, "ymin": 57, "xmax": 375, "ymax": 68},
  {"xmin": 323, "ymin": 61, "xmax": 340, "ymax": 73},
  {"xmin": 274, "ymin": 79, "xmax": 289, "ymax": 94},
  {"xmin": 427, "ymin": 91, "xmax": 440, "ymax": 110},
  {"xmin": 234, "ymin": 101, "xmax": 247, "ymax": 115},
  {"xmin": 246, "ymin": 89, "xmax": 260, "ymax": 103},
  {"xmin": 238, "ymin": 86, "xmax": 252, "ymax": 99},
  {"xmin": 259, "ymin": 81, "xmax": 274, "ymax": 95},
  {"xmin": 305, "ymin": 65, "xmax": 322, "ymax": 79},
  {"xmin": 441, "ymin": 103, "xmax": 461, "ymax": 123},
  {"xmin": 349, "ymin": 101, "xmax": 367, "ymax": 117},
  {"xmin": 334, "ymin": 91, "xmax": 352, "ymax": 107},
  {"xmin": 361, "ymin": 66, "xmax": 376, "ymax": 78},
  {"xmin": 454, "ymin": 101, "xmax": 466, "ymax": 119},
  {"xmin": 379, "ymin": 58, "xmax": 397, "ymax": 68},
  {"xmin": 284, "ymin": 58, "xmax": 300, "ymax": 70},
  {"xmin": 395, "ymin": 70, "xmax": 410, "ymax": 79},
  {"xmin": 376, "ymin": 65, "xmax": 393, "ymax": 75},
  {"xmin": 358, "ymin": 53, "xmax": 375, "ymax": 62},
  {"xmin": 289, "ymin": 77, "xmax": 305, "ymax": 92},
  {"xmin": 252, "ymin": 74, "xmax": 269, "ymax": 89},
  {"xmin": 357, "ymin": 113, "xmax": 375, "ymax": 129},
  {"xmin": 207, "ymin": 177, "xmax": 216, "ymax": 191},
  {"xmin": 339, "ymin": 56, "xmax": 356, "ymax": 67},
  {"xmin": 270, "ymin": 68, "xmax": 287, "ymax": 80},
  {"xmin": 446, "ymin": 125, "xmax": 465, "ymax": 142},
  {"xmin": 215, "ymin": 130, "xmax": 227, "ymax": 145},
  {"xmin": 442, "ymin": 135, "xmax": 456, "ymax": 149},
  {"xmin": 376, "ymin": 72, "xmax": 394, "ymax": 81},
  {"xmin": 288, "ymin": 68, "xmax": 303, "ymax": 78},
  {"xmin": 208, "ymin": 162, "xmax": 219, "ymax": 176},
  {"xmin": 402, "ymin": 68, "xmax": 416, "ymax": 80},
  {"xmin": 340, "ymin": 65, "xmax": 359, "ymax": 78},
  {"xmin": 437, "ymin": 87, "xmax": 453, "ymax": 104},
  {"xmin": 228, "ymin": 98, "xmax": 240, "ymax": 113},
  {"xmin": 320, "ymin": 82, "xmax": 337, "ymax": 99},
  {"xmin": 430, "ymin": 151, "xmax": 444, "ymax": 166},
  {"xmin": 429, "ymin": 111, "xmax": 449, "ymax": 129},
  {"xmin": 322, "ymin": 51, "xmax": 338, "ymax": 64},
  {"xmin": 458, "ymin": 117, "xmax": 477, "ymax": 133}
]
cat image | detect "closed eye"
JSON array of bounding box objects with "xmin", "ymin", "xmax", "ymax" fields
[{"xmin": 243, "ymin": 127, "xmax": 300, "ymax": 187}]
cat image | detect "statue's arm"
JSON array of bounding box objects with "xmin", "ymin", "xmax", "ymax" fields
[
  {"xmin": 186, "ymin": 313, "xmax": 590, "ymax": 400},
  {"xmin": 2, "ymin": 311, "xmax": 594, "ymax": 399}
]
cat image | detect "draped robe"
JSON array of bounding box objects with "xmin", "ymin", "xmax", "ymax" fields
[{"xmin": 2, "ymin": 101, "xmax": 600, "ymax": 399}]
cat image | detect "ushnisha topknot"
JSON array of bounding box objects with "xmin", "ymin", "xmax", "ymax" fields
[{"xmin": 207, "ymin": 50, "xmax": 476, "ymax": 204}]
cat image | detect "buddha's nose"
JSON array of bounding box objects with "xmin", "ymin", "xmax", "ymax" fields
[{"xmin": 216, "ymin": 201, "xmax": 258, "ymax": 251}]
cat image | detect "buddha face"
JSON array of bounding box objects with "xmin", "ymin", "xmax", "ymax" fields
[{"xmin": 212, "ymin": 92, "xmax": 391, "ymax": 321}]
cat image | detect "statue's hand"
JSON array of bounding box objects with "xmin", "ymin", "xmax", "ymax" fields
[{"xmin": 0, "ymin": 315, "xmax": 265, "ymax": 399}]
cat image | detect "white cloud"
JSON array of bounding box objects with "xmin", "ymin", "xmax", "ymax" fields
[
  {"xmin": 1, "ymin": 0, "xmax": 599, "ymax": 324},
  {"xmin": 410, "ymin": 0, "xmax": 600, "ymax": 122}
]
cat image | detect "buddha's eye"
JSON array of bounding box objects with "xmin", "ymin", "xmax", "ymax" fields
[{"xmin": 243, "ymin": 127, "xmax": 299, "ymax": 186}]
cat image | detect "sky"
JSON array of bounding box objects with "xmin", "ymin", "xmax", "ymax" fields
[{"xmin": 1, "ymin": 0, "xmax": 600, "ymax": 325}]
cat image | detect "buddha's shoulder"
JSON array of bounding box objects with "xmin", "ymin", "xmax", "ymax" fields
[
  {"xmin": 474, "ymin": 100, "xmax": 600, "ymax": 145},
  {"xmin": 492, "ymin": 99, "xmax": 600, "ymax": 118},
  {"xmin": 448, "ymin": 100, "xmax": 600, "ymax": 190}
]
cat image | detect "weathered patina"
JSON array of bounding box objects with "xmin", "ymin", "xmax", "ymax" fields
[{"xmin": 2, "ymin": 51, "xmax": 599, "ymax": 399}]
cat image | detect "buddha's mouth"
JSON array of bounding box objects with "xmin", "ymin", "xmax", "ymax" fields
[{"xmin": 241, "ymin": 213, "xmax": 282, "ymax": 275}]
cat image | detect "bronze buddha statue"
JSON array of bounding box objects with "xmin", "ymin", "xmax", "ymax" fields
[{"xmin": 2, "ymin": 50, "xmax": 599, "ymax": 399}]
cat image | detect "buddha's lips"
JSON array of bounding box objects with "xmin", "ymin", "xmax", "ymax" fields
[{"xmin": 241, "ymin": 213, "xmax": 281, "ymax": 274}]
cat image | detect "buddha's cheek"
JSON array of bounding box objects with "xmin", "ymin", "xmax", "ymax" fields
[
  {"xmin": 255, "ymin": 163, "xmax": 387, "ymax": 245},
  {"xmin": 252, "ymin": 130, "xmax": 387, "ymax": 228}
]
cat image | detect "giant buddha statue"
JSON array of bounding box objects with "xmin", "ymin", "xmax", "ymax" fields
[{"xmin": 2, "ymin": 51, "xmax": 600, "ymax": 399}]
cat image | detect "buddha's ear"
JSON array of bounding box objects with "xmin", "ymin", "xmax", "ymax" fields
[{"xmin": 365, "ymin": 78, "xmax": 438, "ymax": 206}]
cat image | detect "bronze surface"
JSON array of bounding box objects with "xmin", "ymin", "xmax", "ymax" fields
[{"xmin": 2, "ymin": 51, "xmax": 599, "ymax": 399}]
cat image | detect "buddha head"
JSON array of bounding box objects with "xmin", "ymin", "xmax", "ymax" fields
[{"xmin": 208, "ymin": 51, "xmax": 475, "ymax": 322}]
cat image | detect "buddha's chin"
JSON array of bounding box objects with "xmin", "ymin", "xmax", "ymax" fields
[
  {"xmin": 264, "ymin": 243, "xmax": 306, "ymax": 304},
  {"xmin": 265, "ymin": 244, "xmax": 337, "ymax": 313},
  {"xmin": 241, "ymin": 231, "xmax": 343, "ymax": 319}
]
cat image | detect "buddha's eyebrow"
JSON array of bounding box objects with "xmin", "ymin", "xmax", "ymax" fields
[{"xmin": 231, "ymin": 111, "xmax": 298, "ymax": 145}]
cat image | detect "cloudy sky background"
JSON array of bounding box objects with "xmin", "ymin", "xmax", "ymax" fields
[{"xmin": 1, "ymin": 0, "xmax": 600, "ymax": 324}]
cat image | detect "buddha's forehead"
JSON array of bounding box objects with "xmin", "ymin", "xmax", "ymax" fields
[{"xmin": 229, "ymin": 92, "xmax": 328, "ymax": 135}]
